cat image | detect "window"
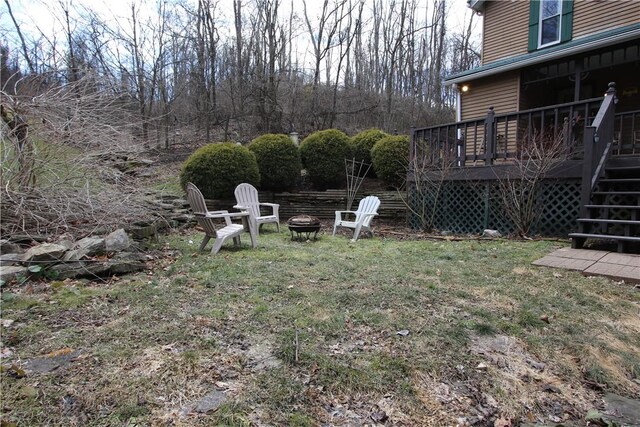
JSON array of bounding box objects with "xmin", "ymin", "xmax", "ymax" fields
[
  {"xmin": 540, "ymin": 0, "xmax": 561, "ymax": 46},
  {"xmin": 528, "ymin": 0, "xmax": 573, "ymax": 52}
]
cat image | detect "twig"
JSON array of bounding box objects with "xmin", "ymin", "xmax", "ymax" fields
[{"xmin": 294, "ymin": 328, "xmax": 299, "ymax": 364}]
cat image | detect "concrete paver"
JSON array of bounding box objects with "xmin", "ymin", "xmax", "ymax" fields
[{"xmin": 533, "ymin": 248, "xmax": 640, "ymax": 283}]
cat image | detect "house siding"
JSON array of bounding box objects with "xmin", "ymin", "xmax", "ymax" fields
[
  {"xmin": 460, "ymin": 72, "xmax": 520, "ymax": 120},
  {"xmin": 460, "ymin": 72, "xmax": 520, "ymax": 162},
  {"xmin": 482, "ymin": 1, "xmax": 529, "ymax": 64},
  {"xmin": 573, "ymin": 0, "xmax": 640, "ymax": 37},
  {"xmin": 481, "ymin": 0, "xmax": 640, "ymax": 65}
]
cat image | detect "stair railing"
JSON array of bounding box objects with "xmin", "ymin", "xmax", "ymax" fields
[{"xmin": 580, "ymin": 82, "xmax": 618, "ymax": 216}]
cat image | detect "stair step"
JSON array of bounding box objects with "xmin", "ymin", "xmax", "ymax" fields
[
  {"xmin": 606, "ymin": 165, "xmax": 640, "ymax": 170},
  {"xmin": 599, "ymin": 178, "xmax": 640, "ymax": 183},
  {"xmin": 568, "ymin": 233, "xmax": 640, "ymax": 242},
  {"xmin": 577, "ymin": 218, "xmax": 640, "ymax": 225},
  {"xmin": 592, "ymin": 191, "xmax": 640, "ymax": 196},
  {"xmin": 584, "ymin": 204, "xmax": 640, "ymax": 209}
]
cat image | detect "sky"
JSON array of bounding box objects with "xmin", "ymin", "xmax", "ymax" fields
[
  {"xmin": 0, "ymin": 0, "xmax": 481, "ymax": 78},
  {"xmin": 1, "ymin": 0, "xmax": 480, "ymax": 41}
]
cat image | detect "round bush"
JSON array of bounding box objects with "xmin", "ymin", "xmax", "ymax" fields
[
  {"xmin": 351, "ymin": 128, "xmax": 389, "ymax": 171},
  {"xmin": 300, "ymin": 129, "xmax": 352, "ymax": 190},
  {"xmin": 248, "ymin": 134, "xmax": 301, "ymax": 192},
  {"xmin": 180, "ymin": 142, "xmax": 260, "ymax": 199},
  {"xmin": 371, "ymin": 135, "xmax": 410, "ymax": 188}
]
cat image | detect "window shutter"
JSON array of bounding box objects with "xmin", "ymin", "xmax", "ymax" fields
[
  {"xmin": 528, "ymin": 0, "xmax": 541, "ymax": 51},
  {"xmin": 560, "ymin": 0, "xmax": 574, "ymax": 42}
]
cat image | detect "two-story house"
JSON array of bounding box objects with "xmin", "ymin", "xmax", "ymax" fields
[{"xmin": 409, "ymin": 0, "xmax": 640, "ymax": 252}]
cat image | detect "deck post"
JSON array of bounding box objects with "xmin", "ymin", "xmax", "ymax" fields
[
  {"xmin": 485, "ymin": 106, "xmax": 495, "ymax": 165},
  {"xmin": 409, "ymin": 126, "xmax": 416, "ymax": 183}
]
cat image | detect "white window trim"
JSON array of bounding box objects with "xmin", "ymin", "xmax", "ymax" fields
[{"xmin": 538, "ymin": 0, "xmax": 562, "ymax": 49}]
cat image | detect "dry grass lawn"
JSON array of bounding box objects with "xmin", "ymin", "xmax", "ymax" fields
[{"xmin": 1, "ymin": 226, "xmax": 639, "ymax": 426}]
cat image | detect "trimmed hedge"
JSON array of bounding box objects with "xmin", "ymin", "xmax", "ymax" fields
[
  {"xmin": 300, "ymin": 129, "xmax": 352, "ymax": 190},
  {"xmin": 248, "ymin": 134, "xmax": 301, "ymax": 192},
  {"xmin": 179, "ymin": 142, "xmax": 260, "ymax": 199},
  {"xmin": 351, "ymin": 128, "xmax": 389, "ymax": 174},
  {"xmin": 371, "ymin": 135, "xmax": 409, "ymax": 188}
]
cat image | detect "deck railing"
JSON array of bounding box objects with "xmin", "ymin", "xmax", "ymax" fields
[
  {"xmin": 580, "ymin": 82, "xmax": 618, "ymax": 213},
  {"xmin": 613, "ymin": 109, "xmax": 640, "ymax": 156},
  {"xmin": 409, "ymin": 93, "xmax": 634, "ymax": 169}
]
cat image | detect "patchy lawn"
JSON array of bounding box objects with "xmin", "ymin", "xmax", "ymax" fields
[{"xmin": 1, "ymin": 227, "xmax": 639, "ymax": 426}]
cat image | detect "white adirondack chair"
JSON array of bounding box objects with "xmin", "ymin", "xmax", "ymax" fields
[
  {"xmin": 234, "ymin": 183, "xmax": 280, "ymax": 233},
  {"xmin": 186, "ymin": 182, "xmax": 257, "ymax": 254},
  {"xmin": 333, "ymin": 195, "xmax": 381, "ymax": 241}
]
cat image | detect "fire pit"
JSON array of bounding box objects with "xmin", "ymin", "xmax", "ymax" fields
[{"xmin": 287, "ymin": 215, "xmax": 321, "ymax": 241}]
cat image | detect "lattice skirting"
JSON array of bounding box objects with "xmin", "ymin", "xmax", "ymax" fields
[{"xmin": 408, "ymin": 179, "xmax": 581, "ymax": 236}]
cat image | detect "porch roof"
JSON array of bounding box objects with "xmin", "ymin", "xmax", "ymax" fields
[{"xmin": 445, "ymin": 23, "xmax": 640, "ymax": 85}]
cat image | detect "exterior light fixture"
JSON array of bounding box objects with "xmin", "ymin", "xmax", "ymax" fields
[{"xmin": 461, "ymin": 84, "xmax": 470, "ymax": 93}]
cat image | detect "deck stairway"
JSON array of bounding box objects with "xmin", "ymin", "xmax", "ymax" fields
[{"xmin": 570, "ymin": 157, "xmax": 640, "ymax": 253}]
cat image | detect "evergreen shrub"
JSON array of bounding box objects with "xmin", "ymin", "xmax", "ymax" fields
[
  {"xmin": 248, "ymin": 134, "xmax": 301, "ymax": 192},
  {"xmin": 351, "ymin": 128, "xmax": 389, "ymax": 175},
  {"xmin": 371, "ymin": 135, "xmax": 409, "ymax": 188},
  {"xmin": 300, "ymin": 129, "xmax": 352, "ymax": 190},
  {"xmin": 180, "ymin": 142, "xmax": 260, "ymax": 199}
]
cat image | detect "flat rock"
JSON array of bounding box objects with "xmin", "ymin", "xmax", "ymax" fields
[
  {"xmin": 482, "ymin": 229, "xmax": 502, "ymax": 238},
  {"xmin": 0, "ymin": 253, "xmax": 22, "ymax": 267},
  {"xmin": 56, "ymin": 239, "xmax": 74, "ymax": 251},
  {"xmin": 108, "ymin": 253, "xmax": 146, "ymax": 274},
  {"xmin": 62, "ymin": 250, "xmax": 84, "ymax": 262},
  {"xmin": 194, "ymin": 390, "xmax": 227, "ymax": 413},
  {"xmin": 73, "ymin": 237, "xmax": 105, "ymax": 257},
  {"xmin": 603, "ymin": 393, "xmax": 640, "ymax": 425},
  {"xmin": 105, "ymin": 229, "xmax": 130, "ymax": 252},
  {"xmin": 24, "ymin": 350, "xmax": 81, "ymax": 374},
  {"xmin": 49, "ymin": 262, "xmax": 88, "ymax": 280},
  {"xmin": 21, "ymin": 243, "xmax": 67, "ymax": 264},
  {"xmin": 0, "ymin": 265, "xmax": 28, "ymax": 282}
]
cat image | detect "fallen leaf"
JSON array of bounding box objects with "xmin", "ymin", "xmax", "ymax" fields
[
  {"xmin": 540, "ymin": 314, "xmax": 550, "ymax": 324},
  {"xmin": 371, "ymin": 410, "xmax": 388, "ymax": 423},
  {"xmin": 494, "ymin": 416, "xmax": 512, "ymax": 427},
  {"xmin": 542, "ymin": 383, "xmax": 560, "ymax": 393},
  {"xmin": 19, "ymin": 385, "xmax": 38, "ymax": 398},
  {"xmin": 5, "ymin": 364, "xmax": 26, "ymax": 378},
  {"xmin": 396, "ymin": 330, "xmax": 409, "ymax": 336},
  {"xmin": 45, "ymin": 348, "xmax": 74, "ymax": 358}
]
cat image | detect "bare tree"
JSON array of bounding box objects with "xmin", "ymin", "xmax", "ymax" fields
[
  {"xmin": 495, "ymin": 131, "xmax": 571, "ymax": 237},
  {"xmin": 3, "ymin": 0, "xmax": 36, "ymax": 74},
  {"xmin": 302, "ymin": 0, "xmax": 347, "ymax": 129}
]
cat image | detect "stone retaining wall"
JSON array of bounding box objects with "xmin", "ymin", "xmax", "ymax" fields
[{"xmin": 204, "ymin": 190, "xmax": 407, "ymax": 221}]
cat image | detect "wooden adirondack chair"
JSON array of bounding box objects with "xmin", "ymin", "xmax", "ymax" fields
[
  {"xmin": 234, "ymin": 183, "xmax": 280, "ymax": 233},
  {"xmin": 333, "ymin": 195, "xmax": 381, "ymax": 241},
  {"xmin": 185, "ymin": 182, "xmax": 257, "ymax": 254}
]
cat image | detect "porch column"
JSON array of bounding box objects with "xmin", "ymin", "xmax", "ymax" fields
[{"xmin": 573, "ymin": 61, "xmax": 583, "ymax": 101}]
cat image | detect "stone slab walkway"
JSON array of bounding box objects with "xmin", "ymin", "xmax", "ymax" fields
[{"xmin": 533, "ymin": 247, "xmax": 640, "ymax": 283}]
